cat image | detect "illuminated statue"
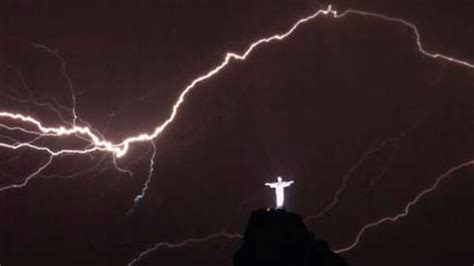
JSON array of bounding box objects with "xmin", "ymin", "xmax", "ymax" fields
[{"xmin": 265, "ymin": 176, "xmax": 294, "ymax": 209}]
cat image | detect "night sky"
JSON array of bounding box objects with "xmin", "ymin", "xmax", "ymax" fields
[{"xmin": 0, "ymin": 0, "xmax": 473, "ymax": 265}]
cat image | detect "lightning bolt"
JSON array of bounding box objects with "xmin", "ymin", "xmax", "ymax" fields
[
  {"xmin": 304, "ymin": 125, "xmax": 413, "ymax": 222},
  {"xmin": 128, "ymin": 141, "xmax": 157, "ymax": 214},
  {"xmin": 0, "ymin": 155, "xmax": 53, "ymax": 192},
  {"xmin": 334, "ymin": 160, "xmax": 474, "ymax": 253},
  {"xmin": 304, "ymin": 137, "xmax": 400, "ymax": 222},
  {"xmin": 33, "ymin": 44, "xmax": 80, "ymax": 125},
  {"xmin": 0, "ymin": 5, "xmax": 473, "ymax": 168},
  {"xmin": 127, "ymin": 232, "xmax": 242, "ymax": 266}
]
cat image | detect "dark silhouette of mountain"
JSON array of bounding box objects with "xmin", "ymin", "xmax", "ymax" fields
[{"xmin": 234, "ymin": 208, "xmax": 348, "ymax": 266}]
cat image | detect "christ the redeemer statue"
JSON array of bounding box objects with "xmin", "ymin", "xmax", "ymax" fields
[{"xmin": 265, "ymin": 176, "xmax": 294, "ymax": 209}]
